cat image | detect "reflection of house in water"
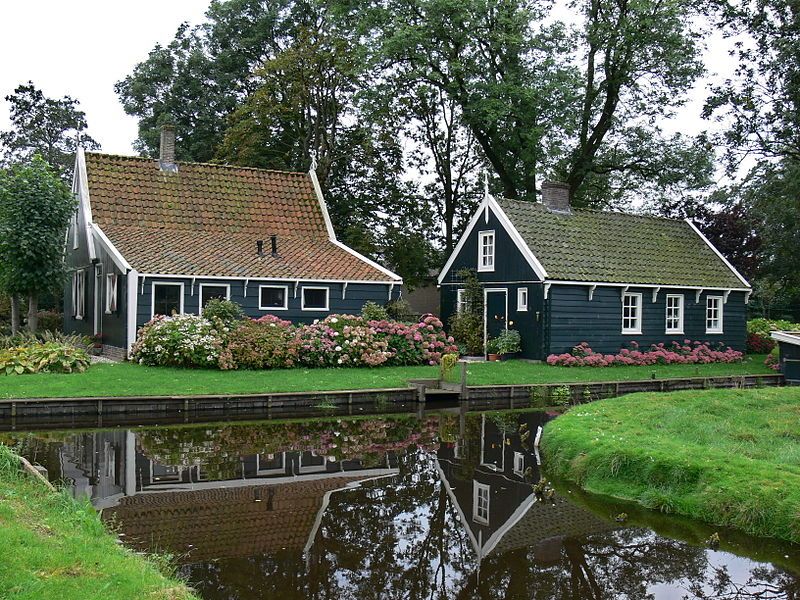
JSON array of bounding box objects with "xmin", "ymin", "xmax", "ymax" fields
[
  {"xmin": 36, "ymin": 429, "xmax": 398, "ymax": 561},
  {"xmin": 436, "ymin": 412, "xmax": 615, "ymax": 567}
]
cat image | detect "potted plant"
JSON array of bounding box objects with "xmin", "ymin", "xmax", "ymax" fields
[
  {"xmin": 495, "ymin": 329, "xmax": 522, "ymax": 360},
  {"xmin": 486, "ymin": 337, "xmax": 501, "ymax": 361}
]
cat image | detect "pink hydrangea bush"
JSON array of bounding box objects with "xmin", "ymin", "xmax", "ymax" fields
[
  {"xmin": 290, "ymin": 315, "xmax": 393, "ymax": 368},
  {"xmin": 547, "ymin": 340, "xmax": 744, "ymax": 367},
  {"xmin": 369, "ymin": 314, "xmax": 458, "ymax": 366}
]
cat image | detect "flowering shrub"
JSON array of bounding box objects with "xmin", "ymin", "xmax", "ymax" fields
[
  {"xmin": 765, "ymin": 347, "xmax": 781, "ymax": 371},
  {"xmin": 746, "ymin": 318, "xmax": 800, "ymax": 353},
  {"xmin": 131, "ymin": 314, "xmax": 224, "ymax": 368},
  {"xmin": 370, "ymin": 314, "xmax": 458, "ymax": 366},
  {"xmin": 291, "ymin": 315, "xmax": 393, "ymax": 368},
  {"xmin": 225, "ymin": 314, "xmax": 294, "ymax": 370},
  {"xmin": 547, "ymin": 340, "xmax": 744, "ymax": 367}
]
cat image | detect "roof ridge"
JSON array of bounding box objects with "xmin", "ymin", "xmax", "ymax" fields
[
  {"xmin": 85, "ymin": 151, "xmax": 310, "ymax": 177},
  {"xmin": 496, "ymin": 196, "xmax": 687, "ymax": 225}
]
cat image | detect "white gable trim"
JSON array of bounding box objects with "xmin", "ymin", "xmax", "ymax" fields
[
  {"xmin": 91, "ymin": 224, "xmax": 132, "ymax": 272},
  {"xmin": 684, "ymin": 219, "xmax": 751, "ymax": 289},
  {"xmin": 74, "ymin": 148, "xmax": 97, "ymax": 262},
  {"xmin": 308, "ymin": 166, "xmax": 402, "ymax": 283},
  {"xmin": 438, "ymin": 194, "xmax": 548, "ymax": 285}
]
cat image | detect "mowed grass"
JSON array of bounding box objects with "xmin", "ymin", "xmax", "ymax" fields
[
  {"xmin": 0, "ymin": 445, "xmax": 199, "ymax": 600},
  {"xmin": 0, "ymin": 355, "xmax": 773, "ymax": 399},
  {"xmin": 541, "ymin": 386, "xmax": 800, "ymax": 543}
]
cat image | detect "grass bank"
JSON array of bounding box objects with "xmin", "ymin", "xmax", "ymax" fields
[
  {"xmin": 0, "ymin": 355, "xmax": 771, "ymax": 399},
  {"xmin": 0, "ymin": 445, "xmax": 199, "ymax": 600},
  {"xmin": 541, "ymin": 387, "xmax": 800, "ymax": 543}
]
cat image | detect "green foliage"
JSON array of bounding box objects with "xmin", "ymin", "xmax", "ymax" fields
[
  {"xmin": 0, "ymin": 342, "xmax": 90, "ymax": 375},
  {"xmin": 448, "ymin": 268, "xmax": 484, "ymax": 355},
  {"xmin": 0, "ymin": 330, "xmax": 91, "ymax": 351},
  {"xmin": 201, "ymin": 298, "xmax": 245, "ymax": 328},
  {"xmin": 542, "ymin": 387, "xmax": 800, "ymax": 542},
  {"xmin": 551, "ymin": 384, "xmax": 571, "ymax": 406},
  {"xmin": 0, "ymin": 82, "xmax": 99, "ymax": 178},
  {"xmin": 385, "ymin": 298, "xmax": 414, "ymax": 322},
  {"xmin": 748, "ymin": 318, "xmax": 800, "ymax": 337},
  {"xmin": 495, "ymin": 329, "xmax": 522, "ymax": 355},
  {"xmin": 0, "ymin": 156, "xmax": 76, "ymax": 299},
  {"xmin": 485, "ymin": 337, "xmax": 500, "ymax": 355},
  {"xmin": 35, "ymin": 310, "xmax": 62, "ymax": 333},
  {"xmin": 361, "ymin": 301, "xmax": 389, "ymax": 321},
  {"xmin": 439, "ymin": 352, "xmax": 459, "ymax": 382}
]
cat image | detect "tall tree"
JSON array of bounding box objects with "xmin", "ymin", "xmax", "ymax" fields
[
  {"xmin": 0, "ymin": 156, "xmax": 76, "ymax": 332},
  {"xmin": 343, "ymin": 0, "xmax": 706, "ymax": 205},
  {"xmin": 0, "ymin": 82, "xmax": 99, "ymax": 179}
]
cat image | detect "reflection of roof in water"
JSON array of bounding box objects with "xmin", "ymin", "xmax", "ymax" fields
[
  {"xmin": 489, "ymin": 496, "xmax": 617, "ymax": 559},
  {"xmin": 104, "ymin": 474, "xmax": 379, "ymax": 562}
]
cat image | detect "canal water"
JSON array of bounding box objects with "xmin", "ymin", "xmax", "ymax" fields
[{"xmin": 6, "ymin": 407, "xmax": 799, "ymax": 599}]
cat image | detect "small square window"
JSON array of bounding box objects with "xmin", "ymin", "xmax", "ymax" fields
[
  {"xmin": 200, "ymin": 284, "xmax": 229, "ymax": 313},
  {"xmin": 260, "ymin": 286, "xmax": 288, "ymax": 310},
  {"xmin": 302, "ymin": 287, "xmax": 329, "ymax": 311},
  {"xmin": 622, "ymin": 292, "xmax": 642, "ymax": 334},
  {"xmin": 517, "ymin": 288, "xmax": 528, "ymax": 311},
  {"xmin": 513, "ymin": 452, "xmax": 525, "ymax": 476},
  {"xmin": 665, "ymin": 294, "xmax": 684, "ymax": 334},
  {"xmin": 473, "ymin": 481, "xmax": 490, "ymax": 524},
  {"xmin": 456, "ymin": 289, "xmax": 467, "ymax": 313},
  {"xmin": 72, "ymin": 270, "xmax": 86, "ymax": 320},
  {"xmin": 153, "ymin": 283, "xmax": 182, "ymax": 317},
  {"xmin": 706, "ymin": 296, "xmax": 723, "ymax": 333},
  {"xmin": 478, "ymin": 231, "xmax": 495, "ymax": 272}
]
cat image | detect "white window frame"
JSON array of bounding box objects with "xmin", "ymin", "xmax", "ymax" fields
[
  {"xmin": 706, "ymin": 295, "xmax": 724, "ymax": 334},
  {"xmin": 621, "ymin": 292, "xmax": 643, "ymax": 334},
  {"xmin": 151, "ymin": 282, "xmax": 184, "ymax": 318},
  {"xmin": 517, "ymin": 287, "xmax": 528, "ymax": 311},
  {"xmin": 105, "ymin": 273, "xmax": 118, "ymax": 314},
  {"xmin": 513, "ymin": 452, "xmax": 525, "ymax": 476},
  {"xmin": 72, "ymin": 269, "xmax": 86, "ymax": 320},
  {"xmin": 477, "ymin": 230, "xmax": 495, "ymax": 272},
  {"xmin": 665, "ymin": 294, "xmax": 684, "ymax": 335},
  {"xmin": 472, "ymin": 481, "xmax": 490, "ymax": 525},
  {"xmin": 259, "ymin": 285, "xmax": 289, "ymax": 311},
  {"xmin": 198, "ymin": 283, "xmax": 231, "ymax": 315},
  {"xmin": 456, "ymin": 289, "xmax": 466, "ymax": 313},
  {"xmin": 301, "ymin": 286, "xmax": 330, "ymax": 311},
  {"xmin": 72, "ymin": 213, "xmax": 79, "ymax": 250}
]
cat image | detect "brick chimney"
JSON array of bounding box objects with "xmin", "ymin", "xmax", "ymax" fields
[
  {"xmin": 541, "ymin": 181, "xmax": 571, "ymax": 213},
  {"xmin": 159, "ymin": 124, "xmax": 178, "ymax": 172}
]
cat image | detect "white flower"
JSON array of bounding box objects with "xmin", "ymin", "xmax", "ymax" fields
[
  {"xmin": 335, "ymin": 346, "xmax": 342, "ymax": 352},
  {"xmin": 331, "ymin": 317, "xmax": 339, "ymax": 323}
]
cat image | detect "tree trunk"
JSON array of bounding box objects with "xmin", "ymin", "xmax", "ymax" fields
[
  {"xmin": 10, "ymin": 295, "xmax": 20, "ymax": 335},
  {"xmin": 27, "ymin": 294, "xmax": 39, "ymax": 333}
]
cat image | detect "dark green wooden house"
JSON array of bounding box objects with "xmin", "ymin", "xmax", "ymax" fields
[{"xmin": 438, "ymin": 182, "xmax": 751, "ymax": 359}]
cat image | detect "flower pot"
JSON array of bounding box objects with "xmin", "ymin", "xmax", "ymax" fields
[{"xmin": 487, "ymin": 353, "xmax": 500, "ymax": 362}]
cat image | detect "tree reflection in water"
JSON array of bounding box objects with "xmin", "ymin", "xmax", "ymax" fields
[{"xmin": 10, "ymin": 410, "xmax": 800, "ymax": 599}]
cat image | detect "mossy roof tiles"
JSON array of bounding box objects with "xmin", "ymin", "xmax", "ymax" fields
[
  {"xmin": 496, "ymin": 198, "xmax": 747, "ymax": 288},
  {"xmin": 85, "ymin": 153, "xmax": 394, "ymax": 281}
]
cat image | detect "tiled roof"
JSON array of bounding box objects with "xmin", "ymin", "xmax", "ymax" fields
[
  {"xmin": 104, "ymin": 476, "xmax": 367, "ymax": 562},
  {"xmin": 85, "ymin": 153, "xmax": 397, "ymax": 281},
  {"xmin": 496, "ymin": 199, "xmax": 748, "ymax": 288}
]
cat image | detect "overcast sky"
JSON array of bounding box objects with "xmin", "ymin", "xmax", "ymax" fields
[{"xmin": 1, "ymin": 0, "xmax": 735, "ymax": 157}]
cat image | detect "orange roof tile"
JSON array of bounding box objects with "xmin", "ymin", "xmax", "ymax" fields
[{"xmin": 85, "ymin": 153, "xmax": 397, "ymax": 282}]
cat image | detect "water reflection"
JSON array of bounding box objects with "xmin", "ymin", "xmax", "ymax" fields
[{"xmin": 7, "ymin": 409, "xmax": 799, "ymax": 599}]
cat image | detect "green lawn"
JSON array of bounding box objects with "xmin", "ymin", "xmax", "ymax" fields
[
  {"xmin": 0, "ymin": 445, "xmax": 199, "ymax": 600},
  {"xmin": 0, "ymin": 355, "xmax": 772, "ymax": 399},
  {"xmin": 541, "ymin": 386, "xmax": 800, "ymax": 543}
]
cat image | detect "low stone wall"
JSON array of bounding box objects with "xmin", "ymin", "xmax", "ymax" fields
[{"xmin": 100, "ymin": 345, "xmax": 127, "ymax": 362}]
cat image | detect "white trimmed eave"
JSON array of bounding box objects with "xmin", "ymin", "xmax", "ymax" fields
[
  {"xmin": 771, "ymin": 331, "xmax": 800, "ymax": 346},
  {"xmin": 544, "ymin": 280, "xmax": 751, "ymax": 293},
  {"xmin": 75, "ymin": 148, "xmax": 97, "ymax": 262},
  {"xmin": 308, "ymin": 165, "xmax": 403, "ymax": 284},
  {"xmin": 437, "ymin": 193, "xmax": 548, "ymax": 285},
  {"xmin": 135, "ymin": 272, "xmax": 400, "ymax": 285},
  {"xmin": 91, "ymin": 224, "xmax": 132, "ymax": 273},
  {"xmin": 684, "ymin": 218, "xmax": 752, "ymax": 289}
]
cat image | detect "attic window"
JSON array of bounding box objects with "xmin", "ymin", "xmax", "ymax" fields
[
  {"xmin": 517, "ymin": 288, "xmax": 528, "ymax": 311},
  {"xmin": 478, "ymin": 230, "xmax": 495, "ymax": 272},
  {"xmin": 622, "ymin": 292, "xmax": 642, "ymax": 334},
  {"xmin": 72, "ymin": 270, "xmax": 86, "ymax": 320},
  {"xmin": 72, "ymin": 213, "xmax": 79, "ymax": 250}
]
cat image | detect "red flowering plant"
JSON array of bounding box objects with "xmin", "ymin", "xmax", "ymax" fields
[{"xmin": 547, "ymin": 340, "xmax": 744, "ymax": 367}]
